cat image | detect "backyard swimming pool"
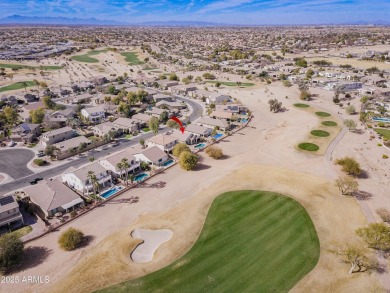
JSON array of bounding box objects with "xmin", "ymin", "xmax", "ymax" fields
[
  {"xmin": 162, "ymin": 159, "xmax": 174, "ymax": 167},
  {"xmin": 213, "ymin": 133, "xmax": 223, "ymax": 139},
  {"xmin": 100, "ymin": 186, "xmax": 124, "ymax": 199},
  {"xmin": 241, "ymin": 118, "xmax": 248, "ymax": 123},
  {"xmin": 134, "ymin": 173, "xmax": 149, "ymax": 182},
  {"xmin": 373, "ymin": 117, "xmax": 390, "ymax": 123},
  {"xmin": 194, "ymin": 143, "xmax": 206, "ymax": 149}
]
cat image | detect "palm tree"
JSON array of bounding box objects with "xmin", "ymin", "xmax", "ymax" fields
[
  {"xmin": 87, "ymin": 171, "xmax": 99, "ymax": 197},
  {"xmin": 121, "ymin": 158, "xmax": 130, "ymax": 186},
  {"xmin": 21, "ymin": 82, "xmax": 28, "ymax": 93},
  {"xmin": 33, "ymin": 79, "xmax": 40, "ymax": 90},
  {"xmin": 116, "ymin": 162, "xmax": 124, "ymax": 180},
  {"xmin": 129, "ymin": 173, "xmax": 135, "ymax": 185}
]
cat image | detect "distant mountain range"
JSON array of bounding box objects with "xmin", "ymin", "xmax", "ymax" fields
[{"xmin": 0, "ymin": 15, "xmax": 389, "ymax": 26}]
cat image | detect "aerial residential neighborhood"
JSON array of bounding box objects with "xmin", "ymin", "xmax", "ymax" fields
[{"xmin": 0, "ymin": 1, "xmax": 389, "ymax": 293}]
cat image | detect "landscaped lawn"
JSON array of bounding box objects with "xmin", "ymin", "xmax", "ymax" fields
[
  {"xmin": 0, "ymin": 63, "xmax": 62, "ymax": 70},
  {"xmin": 294, "ymin": 103, "xmax": 310, "ymax": 108},
  {"xmin": 0, "ymin": 81, "xmax": 35, "ymax": 92},
  {"xmin": 206, "ymin": 80, "xmax": 254, "ymax": 87},
  {"xmin": 298, "ymin": 143, "xmax": 320, "ymax": 151},
  {"xmin": 142, "ymin": 127, "xmax": 150, "ymax": 132},
  {"xmin": 310, "ymin": 130, "xmax": 330, "ymax": 137},
  {"xmin": 375, "ymin": 128, "xmax": 390, "ymax": 140},
  {"xmin": 124, "ymin": 134, "xmax": 133, "ymax": 139},
  {"xmin": 120, "ymin": 52, "xmax": 144, "ymax": 65},
  {"xmin": 98, "ymin": 190, "xmax": 320, "ymax": 293},
  {"xmin": 71, "ymin": 50, "xmax": 108, "ymax": 63},
  {"xmin": 315, "ymin": 111, "xmax": 331, "ymax": 117},
  {"xmin": 322, "ymin": 121, "xmax": 338, "ymax": 127}
]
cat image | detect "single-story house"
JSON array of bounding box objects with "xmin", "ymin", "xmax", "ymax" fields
[
  {"xmin": 209, "ymin": 110, "xmax": 233, "ymax": 121},
  {"xmin": 132, "ymin": 113, "xmax": 152, "ymax": 126},
  {"xmin": 185, "ymin": 124, "xmax": 213, "ymax": 137},
  {"xmin": 168, "ymin": 129, "xmax": 199, "ymax": 145},
  {"xmin": 24, "ymin": 179, "xmax": 84, "ymax": 218},
  {"xmin": 53, "ymin": 135, "xmax": 91, "ymax": 153},
  {"xmin": 113, "ymin": 117, "xmax": 140, "ymax": 133},
  {"xmin": 196, "ymin": 116, "xmax": 230, "ymax": 131},
  {"xmin": 156, "ymin": 100, "xmax": 186, "ymax": 110},
  {"xmin": 91, "ymin": 122, "xmax": 118, "ymax": 137},
  {"xmin": 134, "ymin": 146, "xmax": 169, "ymax": 166}
]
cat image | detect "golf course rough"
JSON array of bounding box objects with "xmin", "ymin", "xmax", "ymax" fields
[{"xmin": 98, "ymin": 190, "xmax": 320, "ymax": 293}]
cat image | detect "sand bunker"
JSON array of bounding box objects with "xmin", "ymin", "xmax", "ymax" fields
[{"xmin": 131, "ymin": 229, "xmax": 173, "ymax": 263}]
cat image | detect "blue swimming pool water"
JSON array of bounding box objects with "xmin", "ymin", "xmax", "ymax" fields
[
  {"xmin": 100, "ymin": 186, "xmax": 123, "ymax": 199},
  {"xmin": 194, "ymin": 143, "xmax": 206, "ymax": 149},
  {"xmin": 213, "ymin": 133, "xmax": 223, "ymax": 139},
  {"xmin": 241, "ymin": 118, "xmax": 248, "ymax": 123},
  {"xmin": 373, "ymin": 117, "xmax": 390, "ymax": 123},
  {"xmin": 162, "ymin": 159, "xmax": 174, "ymax": 166},
  {"xmin": 134, "ymin": 173, "xmax": 148, "ymax": 182}
]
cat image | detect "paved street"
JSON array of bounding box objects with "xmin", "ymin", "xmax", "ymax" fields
[
  {"xmin": 0, "ymin": 149, "xmax": 35, "ymax": 180},
  {"xmin": 0, "ymin": 96, "xmax": 204, "ymax": 194}
]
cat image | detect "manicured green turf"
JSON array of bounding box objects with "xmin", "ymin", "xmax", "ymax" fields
[
  {"xmin": 375, "ymin": 128, "xmax": 390, "ymax": 140},
  {"xmin": 310, "ymin": 130, "xmax": 330, "ymax": 137},
  {"xmin": 206, "ymin": 80, "xmax": 254, "ymax": 87},
  {"xmin": 120, "ymin": 52, "xmax": 144, "ymax": 65},
  {"xmin": 142, "ymin": 127, "xmax": 150, "ymax": 132},
  {"xmin": 294, "ymin": 103, "xmax": 310, "ymax": 108},
  {"xmin": 322, "ymin": 121, "xmax": 338, "ymax": 127},
  {"xmin": 315, "ymin": 111, "xmax": 331, "ymax": 117},
  {"xmin": 0, "ymin": 81, "xmax": 35, "ymax": 92},
  {"xmin": 71, "ymin": 50, "xmax": 108, "ymax": 63},
  {"xmin": 298, "ymin": 143, "xmax": 320, "ymax": 151},
  {"xmin": 0, "ymin": 63, "xmax": 62, "ymax": 70},
  {"xmin": 98, "ymin": 190, "xmax": 320, "ymax": 293}
]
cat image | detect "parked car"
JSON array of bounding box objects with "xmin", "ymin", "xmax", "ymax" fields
[
  {"xmin": 29, "ymin": 177, "xmax": 43, "ymax": 185},
  {"xmin": 8, "ymin": 141, "xmax": 16, "ymax": 147},
  {"xmin": 37, "ymin": 151, "xmax": 45, "ymax": 157}
]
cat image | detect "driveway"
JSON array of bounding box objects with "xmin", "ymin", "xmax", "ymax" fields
[{"xmin": 0, "ymin": 149, "xmax": 35, "ymax": 180}]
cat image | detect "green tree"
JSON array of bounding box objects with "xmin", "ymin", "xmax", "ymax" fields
[
  {"xmin": 345, "ymin": 105, "xmax": 356, "ymax": 115},
  {"xmin": 169, "ymin": 73, "xmax": 179, "ymax": 81},
  {"xmin": 137, "ymin": 90, "xmax": 148, "ymax": 103},
  {"xmin": 42, "ymin": 95, "xmax": 56, "ymax": 109},
  {"xmin": 295, "ymin": 58, "xmax": 308, "ymax": 68},
  {"xmin": 335, "ymin": 176, "xmax": 359, "ymax": 195},
  {"xmin": 0, "ymin": 233, "xmax": 24, "ymax": 273},
  {"xmin": 58, "ymin": 228, "xmax": 85, "ymax": 251},
  {"xmin": 328, "ymin": 242, "xmax": 371, "ymax": 274},
  {"xmin": 139, "ymin": 138, "xmax": 145, "ymax": 148},
  {"xmin": 356, "ymin": 223, "xmax": 390, "ymax": 251},
  {"xmin": 87, "ymin": 171, "xmax": 99, "ymax": 195},
  {"xmin": 306, "ymin": 69, "xmax": 314, "ymax": 79},
  {"xmin": 29, "ymin": 108, "xmax": 46, "ymax": 124},
  {"xmin": 344, "ymin": 119, "xmax": 357, "ymax": 131},
  {"xmin": 202, "ymin": 72, "xmax": 216, "ymax": 80},
  {"xmin": 21, "ymin": 81, "xmax": 28, "ymax": 92},
  {"xmin": 173, "ymin": 143, "xmax": 190, "ymax": 157},
  {"xmin": 45, "ymin": 145, "xmax": 57, "ymax": 156},
  {"xmin": 3, "ymin": 106, "xmax": 18, "ymax": 125},
  {"xmin": 268, "ymin": 99, "xmax": 283, "ymax": 113},
  {"xmin": 179, "ymin": 151, "xmax": 198, "ymax": 171},
  {"xmin": 117, "ymin": 102, "xmax": 132, "ymax": 117},
  {"xmin": 335, "ymin": 157, "xmax": 361, "ymax": 176},
  {"xmin": 159, "ymin": 111, "xmax": 169, "ymax": 123},
  {"xmin": 127, "ymin": 92, "xmax": 138, "ymax": 106},
  {"xmin": 148, "ymin": 117, "xmax": 159, "ymax": 136},
  {"xmin": 167, "ymin": 119, "xmax": 180, "ymax": 129}
]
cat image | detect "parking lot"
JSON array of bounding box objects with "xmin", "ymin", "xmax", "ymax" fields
[{"xmin": 0, "ymin": 149, "xmax": 35, "ymax": 180}]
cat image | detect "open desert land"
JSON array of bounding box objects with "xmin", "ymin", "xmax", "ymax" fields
[{"xmin": 1, "ymin": 80, "xmax": 388, "ymax": 293}]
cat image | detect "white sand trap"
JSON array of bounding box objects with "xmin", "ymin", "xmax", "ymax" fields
[{"xmin": 131, "ymin": 229, "xmax": 173, "ymax": 263}]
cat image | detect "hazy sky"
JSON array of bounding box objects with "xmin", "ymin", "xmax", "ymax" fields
[{"xmin": 1, "ymin": 0, "xmax": 389, "ymax": 24}]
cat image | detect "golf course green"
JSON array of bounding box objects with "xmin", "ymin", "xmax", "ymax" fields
[
  {"xmin": 0, "ymin": 81, "xmax": 35, "ymax": 93},
  {"xmin": 315, "ymin": 111, "xmax": 331, "ymax": 117},
  {"xmin": 321, "ymin": 121, "xmax": 338, "ymax": 127},
  {"xmin": 298, "ymin": 143, "xmax": 320, "ymax": 151},
  {"xmin": 310, "ymin": 130, "xmax": 330, "ymax": 137},
  {"xmin": 294, "ymin": 103, "xmax": 310, "ymax": 108},
  {"xmin": 120, "ymin": 52, "xmax": 144, "ymax": 65},
  {"xmin": 71, "ymin": 50, "xmax": 108, "ymax": 63},
  {"xmin": 98, "ymin": 190, "xmax": 320, "ymax": 293}
]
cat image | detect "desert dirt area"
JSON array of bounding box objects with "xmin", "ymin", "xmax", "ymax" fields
[{"xmin": 2, "ymin": 80, "xmax": 389, "ymax": 293}]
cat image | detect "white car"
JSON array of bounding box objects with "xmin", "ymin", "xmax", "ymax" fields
[{"xmin": 8, "ymin": 141, "xmax": 16, "ymax": 147}]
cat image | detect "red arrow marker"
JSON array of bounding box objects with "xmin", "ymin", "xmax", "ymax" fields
[{"xmin": 170, "ymin": 116, "xmax": 185, "ymax": 133}]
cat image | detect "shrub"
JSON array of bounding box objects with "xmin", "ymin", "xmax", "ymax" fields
[
  {"xmin": 345, "ymin": 105, "xmax": 356, "ymax": 115},
  {"xmin": 376, "ymin": 208, "xmax": 390, "ymax": 223},
  {"xmin": 58, "ymin": 228, "xmax": 84, "ymax": 251},
  {"xmin": 206, "ymin": 146, "xmax": 224, "ymax": 159},
  {"xmin": 70, "ymin": 211, "xmax": 77, "ymax": 218},
  {"xmin": 335, "ymin": 157, "xmax": 361, "ymax": 176},
  {"xmin": 383, "ymin": 154, "xmax": 389, "ymax": 159},
  {"xmin": 33, "ymin": 158, "xmax": 45, "ymax": 166},
  {"xmin": 173, "ymin": 143, "xmax": 190, "ymax": 157},
  {"xmin": 179, "ymin": 151, "xmax": 198, "ymax": 171},
  {"xmin": 0, "ymin": 233, "xmax": 24, "ymax": 273}
]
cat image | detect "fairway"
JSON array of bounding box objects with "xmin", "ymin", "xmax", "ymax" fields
[
  {"xmin": 374, "ymin": 128, "xmax": 390, "ymax": 140},
  {"xmin": 71, "ymin": 50, "xmax": 108, "ymax": 63},
  {"xmin": 0, "ymin": 81, "xmax": 35, "ymax": 92},
  {"xmin": 0, "ymin": 63, "xmax": 62, "ymax": 70},
  {"xmin": 98, "ymin": 190, "xmax": 320, "ymax": 293},
  {"xmin": 206, "ymin": 80, "xmax": 254, "ymax": 87},
  {"xmin": 120, "ymin": 52, "xmax": 144, "ymax": 65}
]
